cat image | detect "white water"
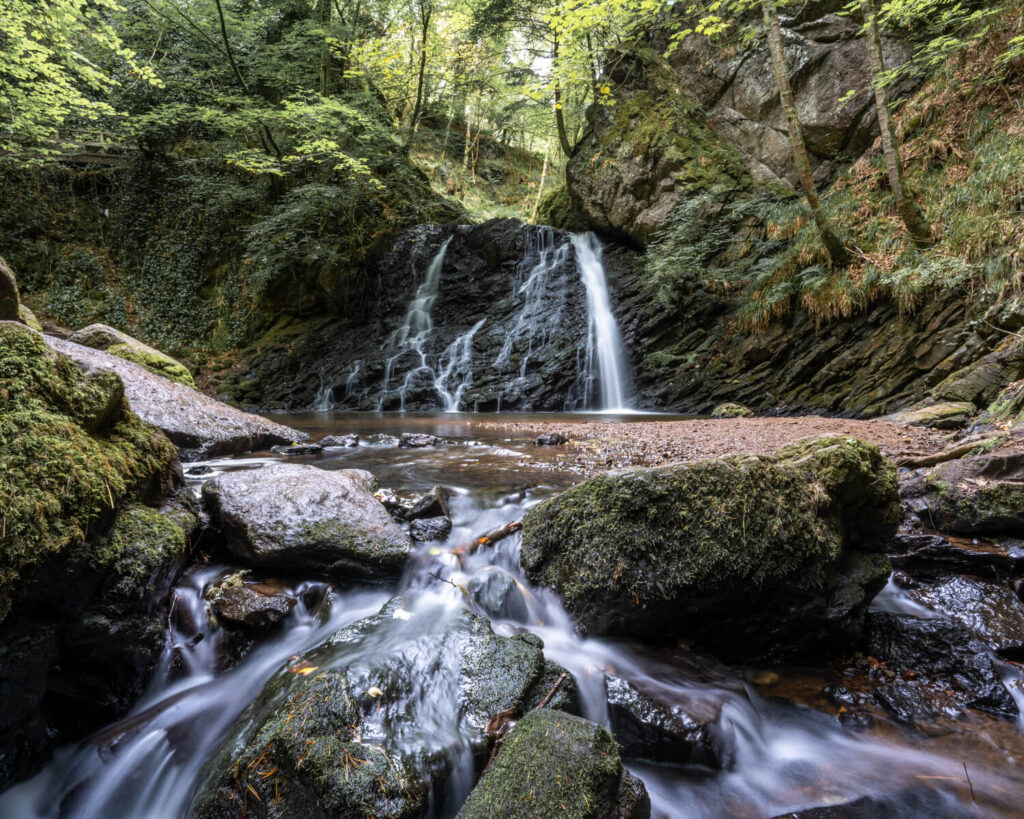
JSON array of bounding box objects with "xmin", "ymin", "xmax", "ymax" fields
[
  {"xmin": 571, "ymin": 232, "xmax": 631, "ymax": 412},
  {"xmin": 310, "ymin": 369, "xmax": 335, "ymax": 411},
  {"xmin": 435, "ymin": 318, "xmax": 487, "ymax": 412}
]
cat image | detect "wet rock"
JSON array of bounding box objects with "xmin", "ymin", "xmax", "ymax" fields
[
  {"xmin": 406, "ymin": 485, "xmax": 451, "ymax": 520},
  {"xmin": 521, "ymin": 437, "xmax": 899, "ymax": 661},
  {"xmin": 410, "ymin": 516, "xmax": 453, "ymax": 542},
  {"xmin": 185, "ymin": 465, "xmax": 214, "ymax": 476},
  {"xmin": 534, "ymin": 432, "xmax": 568, "ymax": 445},
  {"xmin": 907, "ymin": 576, "xmax": 1024, "ymax": 656},
  {"xmin": 320, "ymin": 433, "xmax": 359, "ymax": 447},
  {"xmin": 68, "ymin": 323, "xmax": 195, "ymax": 387},
  {"xmin": 45, "ymin": 337, "xmax": 304, "ymax": 460},
  {"xmin": 202, "ymin": 463, "xmax": 410, "ymax": 578},
  {"xmin": 606, "ymin": 676, "xmax": 718, "ymax": 765},
  {"xmin": 469, "ymin": 568, "xmax": 531, "ymax": 622},
  {"xmin": 0, "ymin": 257, "xmax": 18, "ymax": 321},
  {"xmin": 192, "ymin": 600, "xmax": 573, "ymax": 819},
  {"xmin": 209, "ymin": 577, "xmax": 296, "ymax": 628},
  {"xmin": 902, "ymin": 449, "xmax": 1024, "ymax": 535},
  {"xmin": 770, "ymin": 786, "xmax": 983, "ymax": 818},
  {"xmin": 399, "ymin": 432, "xmax": 441, "ymax": 448},
  {"xmin": 710, "ymin": 402, "xmax": 753, "ymax": 418},
  {"xmin": 891, "ymin": 533, "xmax": 1024, "ymax": 579},
  {"xmin": 881, "ymin": 401, "xmax": 976, "ymax": 429},
  {"xmin": 270, "ymin": 442, "xmax": 323, "ymax": 456},
  {"xmin": 457, "ymin": 708, "xmax": 650, "ymax": 819}
]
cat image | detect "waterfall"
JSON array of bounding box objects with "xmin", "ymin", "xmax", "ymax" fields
[
  {"xmin": 310, "ymin": 370, "xmax": 335, "ymax": 411},
  {"xmin": 435, "ymin": 318, "xmax": 486, "ymax": 412},
  {"xmin": 378, "ymin": 238, "xmax": 451, "ymax": 411},
  {"xmin": 570, "ymin": 233, "xmax": 631, "ymax": 411}
]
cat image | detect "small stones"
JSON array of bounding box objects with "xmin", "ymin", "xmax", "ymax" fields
[
  {"xmin": 410, "ymin": 516, "xmax": 453, "ymax": 542},
  {"xmin": 533, "ymin": 432, "xmax": 567, "ymax": 446},
  {"xmin": 399, "ymin": 433, "xmax": 441, "ymax": 448},
  {"xmin": 270, "ymin": 443, "xmax": 323, "ymax": 456},
  {"xmin": 406, "ymin": 485, "xmax": 451, "ymax": 520},
  {"xmin": 319, "ymin": 434, "xmax": 359, "ymax": 448}
]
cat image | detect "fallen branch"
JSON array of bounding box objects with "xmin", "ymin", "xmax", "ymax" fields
[
  {"xmin": 535, "ymin": 671, "xmax": 569, "ymax": 710},
  {"xmin": 897, "ymin": 435, "xmax": 1003, "ymax": 469},
  {"xmin": 453, "ymin": 520, "xmax": 522, "ymax": 567}
]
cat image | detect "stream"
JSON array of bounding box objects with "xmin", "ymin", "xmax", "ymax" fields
[{"xmin": 3, "ymin": 412, "xmax": 1024, "ymax": 818}]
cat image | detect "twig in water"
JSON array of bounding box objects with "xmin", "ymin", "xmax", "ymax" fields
[
  {"xmin": 535, "ymin": 671, "xmax": 569, "ymax": 710},
  {"xmin": 963, "ymin": 762, "xmax": 976, "ymax": 802}
]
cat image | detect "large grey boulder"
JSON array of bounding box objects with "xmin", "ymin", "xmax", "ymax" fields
[
  {"xmin": 191, "ymin": 600, "xmax": 575, "ymax": 819},
  {"xmin": 202, "ymin": 464, "xmax": 410, "ymax": 577},
  {"xmin": 45, "ymin": 336, "xmax": 303, "ymax": 459},
  {"xmin": 521, "ymin": 437, "xmax": 899, "ymax": 661},
  {"xmin": 69, "ymin": 323, "xmax": 195, "ymax": 387}
]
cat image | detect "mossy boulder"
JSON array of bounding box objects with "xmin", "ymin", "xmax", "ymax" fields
[
  {"xmin": 17, "ymin": 304, "xmax": 41, "ymax": 332},
  {"xmin": 520, "ymin": 436, "xmax": 899, "ymax": 661},
  {"xmin": 191, "ymin": 599, "xmax": 576, "ymax": 819},
  {"xmin": 0, "ymin": 258, "xmax": 17, "ymax": 321},
  {"xmin": 710, "ymin": 402, "xmax": 753, "ymax": 418},
  {"xmin": 457, "ymin": 708, "xmax": 650, "ymax": 819},
  {"xmin": 69, "ymin": 323, "xmax": 195, "ymax": 387},
  {"xmin": 903, "ymin": 449, "xmax": 1024, "ymax": 535},
  {"xmin": 881, "ymin": 401, "xmax": 975, "ymax": 429},
  {"xmin": 0, "ymin": 321, "xmax": 180, "ymax": 622},
  {"xmin": 202, "ymin": 464, "xmax": 410, "ymax": 578}
]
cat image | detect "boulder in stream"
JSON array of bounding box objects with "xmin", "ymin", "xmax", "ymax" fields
[
  {"xmin": 202, "ymin": 464, "xmax": 410, "ymax": 578},
  {"xmin": 521, "ymin": 436, "xmax": 899, "ymax": 661},
  {"xmin": 399, "ymin": 432, "xmax": 443, "ymax": 448},
  {"xmin": 457, "ymin": 708, "xmax": 651, "ymax": 819},
  {"xmin": 191, "ymin": 599, "xmax": 576, "ymax": 819},
  {"xmin": 320, "ymin": 433, "xmax": 359, "ymax": 448},
  {"xmin": 207, "ymin": 574, "xmax": 297, "ymax": 628},
  {"xmin": 68, "ymin": 323, "xmax": 195, "ymax": 387},
  {"xmin": 45, "ymin": 336, "xmax": 304, "ymax": 460}
]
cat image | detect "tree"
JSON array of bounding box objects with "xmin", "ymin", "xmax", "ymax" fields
[
  {"xmin": 861, "ymin": 0, "xmax": 932, "ymax": 248},
  {"xmin": 760, "ymin": 0, "xmax": 850, "ymax": 267},
  {"xmin": 0, "ymin": 0, "xmax": 160, "ymax": 161}
]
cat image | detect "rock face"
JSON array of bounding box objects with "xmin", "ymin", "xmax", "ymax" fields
[
  {"xmin": 902, "ymin": 450, "xmax": 1024, "ymax": 535},
  {"xmin": 68, "ymin": 323, "xmax": 195, "ymax": 387},
  {"xmin": 521, "ymin": 437, "xmax": 898, "ymax": 661},
  {"xmin": 202, "ymin": 464, "xmax": 410, "ymax": 578},
  {"xmin": 45, "ymin": 336, "xmax": 303, "ymax": 460},
  {"xmin": 566, "ymin": 8, "xmax": 913, "ymax": 245},
  {"xmin": 191, "ymin": 600, "xmax": 574, "ymax": 819},
  {"xmin": 457, "ymin": 708, "xmax": 650, "ymax": 819},
  {"xmin": 238, "ymin": 220, "xmax": 605, "ymax": 411}
]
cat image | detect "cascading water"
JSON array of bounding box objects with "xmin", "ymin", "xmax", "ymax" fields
[
  {"xmin": 435, "ymin": 318, "xmax": 486, "ymax": 412},
  {"xmin": 569, "ymin": 232, "xmax": 631, "ymax": 411},
  {"xmin": 310, "ymin": 369, "xmax": 335, "ymax": 411},
  {"xmin": 4, "ymin": 417, "xmax": 1024, "ymax": 818}
]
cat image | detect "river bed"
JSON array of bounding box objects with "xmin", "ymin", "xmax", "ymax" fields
[{"xmin": 3, "ymin": 412, "xmax": 1022, "ymax": 818}]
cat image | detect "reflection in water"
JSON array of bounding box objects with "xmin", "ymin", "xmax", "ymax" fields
[{"xmin": 4, "ymin": 412, "xmax": 1024, "ymax": 818}]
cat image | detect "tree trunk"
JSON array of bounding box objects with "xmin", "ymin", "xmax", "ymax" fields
[
  {"xmin": 405, "ymin": 1, "xmax": 431, "ymax": 151},
  {"xmin": 530, "ymin": 131, "xmax": 553, "ymax": 224},
  {"xmin": 862, "ymin": 0, "xmax": 933, "ymax": 248},
  {"xmin": 463, "ymin": 98, "xmax": 473, "ymax": 171},
  {"xmin": 762, "ymin": 0, "xmax": 848, "ymax": 267},
  {"xmin": 552, "ymin": 35, "xmax": 572, "ymax": 156},
  {"xmin": 318, "ymin": 0, "xmax": 332, "ymax": 95}
]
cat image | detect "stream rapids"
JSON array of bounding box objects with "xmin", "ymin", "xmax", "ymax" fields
[{"xmin": 3, "ymin": 412, "xmax": 1024, "ymax": 818}]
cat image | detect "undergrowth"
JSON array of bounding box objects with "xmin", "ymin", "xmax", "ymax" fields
[{"xmin": 649, "ymin": 8, "xmax": 1024, "ymax": 333}]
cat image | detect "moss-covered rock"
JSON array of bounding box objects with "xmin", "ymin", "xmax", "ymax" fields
[
  {"xmin": 881, "ymin": 401, "xmax": 976, "ymax": 429},
  {"xmin": 520, "ymin": 436, "xmax": 899, "ymax": 661},
  {"xmin": 17, "ymin": 304, "xmax": 41, "ymax": 332},
  {"xmin": 903, "ymin": 449, "xmax": 1024, "ymax": 535},
  {"xmin": 69, "ymin": 323, "xmax": 195, "ymax": 387},
  {"xmin": 457, "ymin": 708, "xmax": 650, "ymax": 819},
  {"xmin": 191, "ymin": 599, "xmax": 575, "ymax": 819},
  {"xmin": 710, "ymin": 402, "xmax": 753, "ymax": 418},
  {"xmin": 0, "ymin": 321, "xmax": 179, "ymax": 622},
  {"xmin": 0, "ymin": 258, "xmax": 17, "ymax": 321}
]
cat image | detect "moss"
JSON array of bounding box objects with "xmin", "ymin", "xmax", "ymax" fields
[
  {"xmin": 710, "ymin": 402, "xmax": 753, "ymax": 418},
  {"xmin": 106, "ymin": 342, "xmax": 195, "ymax": 387},
  {"xmin": 0, "ymin": 323, "xmax": 178, "ymax": 622},
  {"xmin": 520, "ymin": 436, "xmax": 898, "ymax": 642},
  {"xmin": 457, "ymin": 709, "xmax": 624, "ymax": 819},
  {"xmin": 17, "ymin": 304, "xmax": 42, "ymax": 332},
  {"xmin": 88, "ymin": 504, "xmax": 193, "ymax": 594}
]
